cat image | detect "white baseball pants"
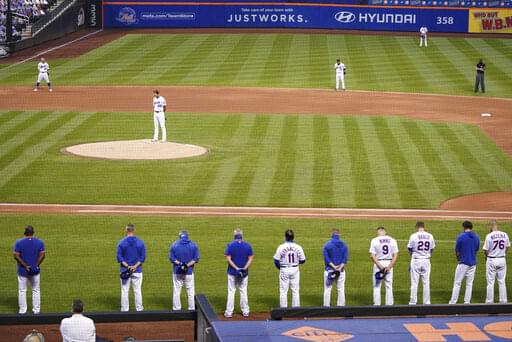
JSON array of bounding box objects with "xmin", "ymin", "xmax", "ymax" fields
[
  {"xmin": 449, "ymin": 264, "xmax": 476, "ymax": 304},
  {"xmin": 373, "ymin": 260, "xmax": 393, "ymax": 306},
  {"xmin": 335, "ymin": 74, "xmax": 345, "ymax": 90},
  {"xmin": 409, "ymin": 259, "xmax": 431, "ymax": 305},
  {"xmin": 279, "ymin": 267, "xmax": 300, "ymax": 308},
  {"xmin": 225, "ymin": 274, "xmax": 249, "ymax": 316},
  {"xmin": 173, "ymin": 273, "xmax": 195, "ymax": 310},
  {"xmin": 153, "ymin": 112, "xmax": 167, "ymax": 141},
  {"xmin": 37, "ymin": 72, "xmax": 50, "ymax": 84},
  {"xmin": 323, "ymin": 270, "xmax": 346, "ymax": 307},
  {"xmin": 486, "ymin": 258, "xmax": 507, "ymax": 303},
  {"xmin": 18, "ymin": 275, "xmax": 40, "ymax": 314},
  {"xmin": 420, "ymin": 36, "xmax": 428, "ymax": 47},
  {"xmin": 120, "ymin": 272, "xmax": 143, "ymax": 312}
]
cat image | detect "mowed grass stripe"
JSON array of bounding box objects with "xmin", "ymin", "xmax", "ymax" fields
[
  {"xmin": 258, "ymin": 34, "xmax": 293, "ymax": 87},
  {"xmin": 434, "ymin": 123, "xmax": 499, "ymax": 192},
  {"xmin": 282, "ymin": 35, "xmax": 309, "ymax": 88},
  {"xmin": 400, "ymin": 119, "xmax": 461, "ymax": 198},
  {"xmin": 203, "ymin": 115, "xmax": 256, "ymax": 205},
  {"xmin": 364, "ymin": 36, "xmax": 401, "ymax": 87},
  {"xmin": 269, "ymin": 115, "xmax": 299, "ymax": 206},
  {"xmin": 0, "ymin": 112, "xmax": 90, "ymax": 189},
  {"xmin": 208, "ymin": 34, "xmax": 260, "ymax": 85},
  {"xmin": 349, "ymin": 36, "xmax": 380, "ymax": 90},
  {"xmin": 451, "ymin": 124, "xmax": 512, "ymax": 190},
  {"xmin": 231, "ymin": 35, "xmax": 274, "ymax": 86},
  {"xmin": 245, "ymin": 116, "xmax": 285, "ymax": 205},
  {"xmin": 308, "ymin": 34, "xmax": 330, "ymax": 88},
  {"xmin": 328, "ymin": 116, "xmax": 355, "ymax": 207},
  {"xmin": 224, "ymin": 115, "xmax": 271, "ymax": 205},
  {"xmin": 312, "ymin": 116, "xmax": 334, "ymax": 207},
  {"xmin": 179, "ymin": 114, "xmax": 243, "ymax": 204},
  {"xmin": 0, "ymin": 110, "xmax": 23, "ymax": 128},
  {"xmin": 290, "ymin": 115, "xmax": 315, "ymax": 207},
  {"xmin": 342, "ymin": 116, "xmax": 379, "ymax": 207},
  {"xmin": 372, "ymin": 116, "xmax": 427, "ymax": 207},
  {"xmin": 0, "ymin": 111, "xmax": 51, "ymax": 149},
  {"xmin": 431, "ymin": 38, "xmax": 475, "ymax": 88}
]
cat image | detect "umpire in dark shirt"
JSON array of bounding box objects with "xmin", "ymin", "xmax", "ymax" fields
[{"xmin": 475, "ymin": 59, "xmax": 486, "ymax": 93}]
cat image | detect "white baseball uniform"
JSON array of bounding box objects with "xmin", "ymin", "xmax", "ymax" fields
[
  {"xmin": 120, "ymin": 273, "xmax": 143, "ymax": 312},
  {"xmin": 483, "ymin": 230, "xmax": 510, "ymax": 303},
  {"xmin": 274, "ymin": 241, "xmax": 306, "ymax": 308},
  {"xmin": 407, "ymin": 231, "xmax": 435, "ymax": 305},
  {"xmin": 172, "ymin": 273, "xmax": 195, "ymax": 310},
  {"xmin": 419, "ymin": 26, "xmax": 428, "ymax": 47},
  {"xmin": 34, "ymin": 61, "xmax": 52, "ymax": 91},
  {"xmin": 334, "ymin": 62, "xmax": 346, "ymax": 91},
  {"xmin": 153, "ymin": 95, "xmax": 167, "ymax": 142},
  {"xmin": 370, "ymin": 235, "xmax": 398, "ymax": 305}
]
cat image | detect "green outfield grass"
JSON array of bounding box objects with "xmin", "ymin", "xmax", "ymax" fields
[
  {"xmin": 0, "ymin": 110, "xmax": 511, "ymax": 208},
  {"xmin": 0, "ymin": 214, "xmax": 509, "ymax": 314},
  {"xmin": 0, "ymin": 34, "xmax": 511, "ymax": 97}
]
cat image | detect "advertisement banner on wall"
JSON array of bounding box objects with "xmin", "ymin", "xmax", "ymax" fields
[
  {"xmin": 468, "ymin": 9, "xmax": 512, "ymax": 33},
  {"xmin": 103, "ymin": 2, "xmax": 469, "ymax": 32}
]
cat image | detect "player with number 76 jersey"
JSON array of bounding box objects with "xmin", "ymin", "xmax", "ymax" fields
[
  {"xmin": 407, "ymin": 222, "xmax": 435, "ymax": 305},
  {"xmin": 483, "ymin": 221, "xmax": 510, "ymax": 304}
]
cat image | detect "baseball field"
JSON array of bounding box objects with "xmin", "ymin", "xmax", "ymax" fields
[{"xmin": 0, "ymin": 30, "xmax": 511, "ymax": 322}]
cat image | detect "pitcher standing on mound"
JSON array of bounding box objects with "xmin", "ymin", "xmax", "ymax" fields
[{"xmin": 152, "ymin": 90, "xmax": 167, "ymax": 143}]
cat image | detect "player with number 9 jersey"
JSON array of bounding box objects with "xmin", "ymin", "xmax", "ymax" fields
[
  {"xmin": 369, "ymin": 227, "xmax": 399, "ymax": 306},
  {"xmin": 273, "ymin": 229, "xmax": 306, "ymax": 308},
  {"xmin": 407, "ymin": 222, "xmax": 435, "ymax": 305},
  {"xmin": 483, "ymin": 221, "xmax": 510, "ymax": 303}
]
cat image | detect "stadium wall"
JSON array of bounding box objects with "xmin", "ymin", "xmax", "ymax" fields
[{"xmin": 103, "ymin": 1, "xmax": 512, "ymax": 33}]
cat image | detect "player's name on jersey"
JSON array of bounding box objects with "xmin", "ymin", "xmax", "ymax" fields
[
  {"xmin": 489, "ymin": 232, "xmax": 507, "ymax": 240},
  {"xmin": 378, "ymin": 238, "xmax": 391, "ymax": 244}
]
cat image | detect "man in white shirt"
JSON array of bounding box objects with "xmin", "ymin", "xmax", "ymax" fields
[
  {"xmin": 419, "ymin": 26, "xmax": 428, "ymax": 47},
  {"xmin": 369, "ymin": 226, "xmax": 399, "ymax": 305},
  {"xmin": 334, "ymin": 59, "xmax": 346, "ymax": 91},
  {"xmin": 273, "ymin": 229, "xmax": 306, "ymax": 308},
  {"xmin": 407, "ymin": 221, "xmax": 436, "ymax": 305},
  {"xmin": 60, "ymin": 299, "xmax": 96, "ymax": 342},
  {"xmin": 483, "ymin": 220, "xmax": 510, "ymax": 303},
  {"xmin": 152, "ymin": 89, "xmax": 167, "ymax": 143},
  {"xmin": 34, "ymin": 57, "xmax": 52, "ymax": 92}
]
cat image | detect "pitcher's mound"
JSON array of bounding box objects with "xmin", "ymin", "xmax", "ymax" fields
[{"xmin": 64, "ymin": 140, "xmax": 207, "ymax": 160}]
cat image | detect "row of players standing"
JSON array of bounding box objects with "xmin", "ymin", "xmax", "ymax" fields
[{"xmin": 13, "ymin": 220, "xmax": 509, "ymax": 316}]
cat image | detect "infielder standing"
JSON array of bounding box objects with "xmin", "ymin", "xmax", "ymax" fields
[
  {"xmin": 483, "ymin": 221, "xmax": 510, "ymax": 303},
  {"xmin": 169, "ymin": 230, "xmax": 199, "ymax": 311},
  {"xmin": 407, "ymin": 222, "xmax": 435, "ymax": 305},
  {"xmin": 419, "ymin": 26, "xmax": 428, "ymax": 47},
  {"xmin": 369, "ymin": 226, "xmax": 399, "ymax": 306},
  {"xmin": 449, "ymin": 221, "xmax": 480, "ymax": 304},
  {"xmin": 224, "ymin": 228, "xmax": 254, "ymax": 318},
  {"xmin": 13, "ymin": 225, "xmax": 46, "ymax": 314},
  {"xmin": 334, "ymin": 59, "xmax": 346, "ymax": 91},
  {"xmin": 117, "ymin": 224, "xmax": 146, "ymax": 312},
  {"xmin": 323, "ymin": 228, "xmax": 348, "ymax": 307},
  {"xmin": 273, "ymin": 229, "xmax": 306, "ymax": 308},
  {"xmin": 34, "ymin": 57, "xmax": 52, "ymax": 92},
  {"xmin": 152, "ymin": 90, "xmax": 167, "ymax": 143}
]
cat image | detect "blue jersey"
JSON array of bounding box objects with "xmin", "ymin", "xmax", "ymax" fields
[
  {"xmin": 455, "ymin": 231, "xmax": 480, "ymax": 266},
  {"xmin": 225, "ymin": 239, "xmax": 253, "ymax": 276},
  {"xmin": 13, "ymin": 237, "xmax": 45, "ymax": 277},
  {"xmin": 117, "ymin": 236, "xmax": 146, "ymax": 273},
  {"xmin": 323, "ymin": 236, "xmax": 348, "ymax": 271},
  {"xmin": 169, "ymin": 237, "xmax": 199, "ymax": 275}
]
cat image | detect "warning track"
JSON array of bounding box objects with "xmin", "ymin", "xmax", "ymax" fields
[{"xmin": 1, "ymin": 203, "xmax": 511, "ymax": 220}]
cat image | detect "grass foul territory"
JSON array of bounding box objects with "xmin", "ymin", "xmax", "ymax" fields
[
  {"xmin": 0, "ymin": 34, "xmax": 511, "ymax": 97},
  {"xmin": 0, "ymin": 111, "xmax": 511, "ymax": 208},
  {"xmin": 0, "ymin": 214, "xmax": 509, "ymax": 314}
]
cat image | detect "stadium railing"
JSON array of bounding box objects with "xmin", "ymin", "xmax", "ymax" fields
[{"xmin": 270, "ymin": 303, "xmax": 512, "ymax": 320}]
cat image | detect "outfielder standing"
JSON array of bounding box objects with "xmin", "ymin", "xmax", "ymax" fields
[
  {"xmin": 449, "ymin": 221, "xmax": 480, "ymax": 304},
  {"xmin": 419, "ymin": 26, "xmax": 428, "ymax": 47},
  {"xmin": 369, "ymin": 227, "xmax": 399, "ymax": 306},
  {"xmin": 407, "ymin": 222, "xmax": 435, "ymax": 305},
  {"xmin": 152, "ymin": 90, "xmax": 167, "ymax": 143},
  {"xmin": 13, "ymin": 225, "xmax": 46, "ymax": 314},
  {"xmin": 169, "ymin": 230, "xmax": 199, "ymax": 311},
  {"xmin": 483, "ymin": 221, "xmax": 510, "ymax": 303},
  {"xmin": 334, "ymin": 59, "xmax": 346, "ymax": 91},
  {"xmin": 224, "ymin": 228, "xmax": 254, "ymax": 318},
  {"xmin": 323, "ymin": 228, "xmax": 348, "ymax": 307},
  {"xmin": 34, "ymin": 57, "xmax": 52, "ymax": 92},
  {"xmin": 117, "ymin": 224, "xmax": 146, "ymax": 312},
  {"xmin": 273, "ymin": 229, "xmax": 306, "ymax": 308}
]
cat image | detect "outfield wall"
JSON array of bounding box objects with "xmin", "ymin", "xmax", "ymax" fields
[{"xmin": 103, "ymin": 1, "xmax": 512, "ymax": 33}]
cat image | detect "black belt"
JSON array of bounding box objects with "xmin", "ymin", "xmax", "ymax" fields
[
  {"xmin": 281, "ymin": 265, "xmax": 298, "ymax": 268},
  {"xmin": 488, "ymin": 256, "xmax": 504, "ymax": 259},
  {"xmin": 378, "ymin": 259, "xmax": 392, "ymax": 261}
]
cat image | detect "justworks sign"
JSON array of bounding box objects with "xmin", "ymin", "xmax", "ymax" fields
[{"xmin": 404, "ymin": 321, "xmax": 512, "ymax": 341}]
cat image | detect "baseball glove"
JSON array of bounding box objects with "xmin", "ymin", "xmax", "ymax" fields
[
  {"xmin": 326, "ymin": 270, "xmax": 341, "ymax": 286},
  {"xmin": 27, "ymin": 266, "xmax": 40, "ymax": 276},
  {"xmin": 179, "ymin": 263, "xmax": 189, "ymax": 274},
  {"xmin": 236, "ymin": 269, "xmax": 248, "ymax": 279},
  {"xmin": 120, "ymin": 269, "xmax": 133, "ymax": 280}
]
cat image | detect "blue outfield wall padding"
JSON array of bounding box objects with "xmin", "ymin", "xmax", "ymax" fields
[
  {"xmin": 103, "ymin": 3, "xmax": 470, "ymax": 32},
  {"xmin": 211, "ymin": 316, "xmax": 512, "ymax": 342}
]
